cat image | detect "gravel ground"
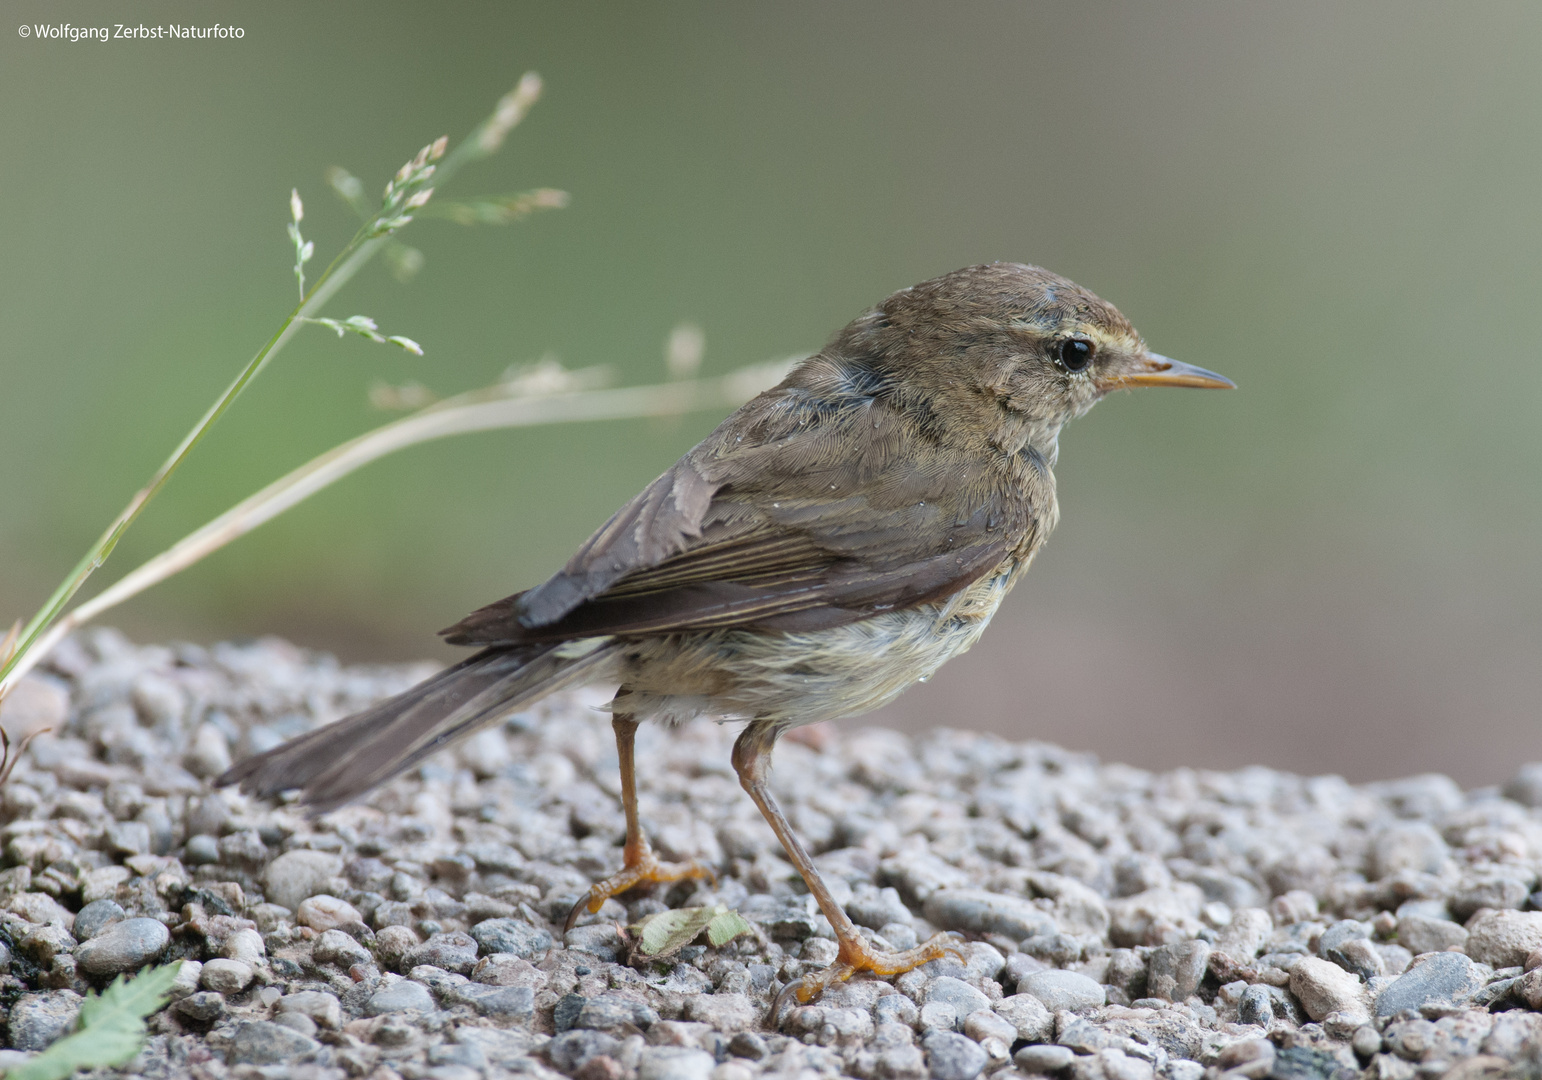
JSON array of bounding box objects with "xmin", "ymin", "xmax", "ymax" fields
[{"xmin": 1, "ymin": 630, "xmax": 1542, "ymax": 1080}]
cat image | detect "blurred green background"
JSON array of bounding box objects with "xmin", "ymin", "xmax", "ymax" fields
[{"xmin": 3, "ymin": 1, "xmax": 1540, "ymax": 785}]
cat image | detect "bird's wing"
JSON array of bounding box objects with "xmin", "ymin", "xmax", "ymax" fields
[{"xmin": 443, "ymin": 372, "xmax": 1038, "ymax": 645}]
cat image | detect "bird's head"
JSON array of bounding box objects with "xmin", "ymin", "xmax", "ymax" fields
[{"xmin": 837, "ymin": 262, "xmax": 1233, "ymax": 458}]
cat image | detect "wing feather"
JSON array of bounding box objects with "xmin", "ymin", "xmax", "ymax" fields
[{"xmin": 442, "ymin": 378, "xmax": 1037, "ymax": 646}]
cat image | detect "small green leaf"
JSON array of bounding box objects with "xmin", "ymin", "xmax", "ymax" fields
[
  {"xmin": 9, "ymin": 961, "xmax": 182, "ymax": 1080},
  {"xmin": 631, "ymin": 905, "xmax": 754, "ymax": 956},
  {"xmin": 706, "ymin": 909, "xmax": 754, "ymax": 947}
]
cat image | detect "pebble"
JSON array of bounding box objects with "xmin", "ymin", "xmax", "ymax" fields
[
  {"xmin": 1018, "ymin": 968, "xmax": 1107, "ymax": 1012},
  {"xmin": 923, "ymin": 976, "xmax": 990, "ymax": 1022},
  {"xmin": 276, "ymin": 990, "xmax": 342, "ymax": 1028},
  {"xmin": 224, "ymin": 1018, "xmax": 321, "ymax": 1065},
  {"xmin": 1288, "ymin": 956, "xmax": 1369, "ymax": 1021},
  {"xmin": 73, "ymin": 916, "xmax": 169, "ymax": 975},
  {"xmin": 260, "ymin": 849, "xmax": 342, "ymax": 911},
  {"xmin": 1015, "ymin": 1043, "xmax": 1075, "ymax": 1072},
  {"xmin": 1148, "ymin": 939, "xmax": 1210, "ymax": 1001},
  {"xmin": 1375, "ymin": 952, "xmax": 1486, "ymax": 1017},
  {"xmin": 405, "ymin": 929, "xmax": 480, "ymax": 973},
  {"xmin": 962, "ymin": 1007, "xmax": 1015, "ymax": 1045},
  {"xmin": 451, "ymin": 982, "xmax": 536, "ymax": 1019},
  {"xmin": 312, "ymin": 928, "xmax": 370, "ymax": 968},
  {"xmin": 992, "ymin": 993, "xmax": 1054, "ymax": 1041},
  {"xmin": 72, "ymin": 898, "xmax": 124, "ymax": 941},
  {"xmin": 173, "ymin": 990, "xmax": 227, "ymax": 1024},
  {"xmin": 365, "ymin": 978, "xmax": 435, "ymax": 1015},
  {"xmin": 922, "ymin": 888, "xmax": 1058, "ymax": 940},
  {"xmin": 638, "ymin": 1046, "xmax": 716, "ymax": 1080},
  {"xmin": 200, "ymin": 957, "xmax": 254, "ymax": 995},
  {"xmin": 470, "ymin": 916, "xmax": 554, "ymax": 958},
  {"xmin": 564, "ymin": 922, "xmax": 624, "ymax": 961},
  {"xmin": 294, "ymin": 893, "xmax": 362, "ymax": 932},
  {"xmin": 1465, "ymin": 909, "xmax": 1542, "ymax": 967},
  {"xmin": 221, "ymin": 927, "xmax": 266, "ymax": 965},
  {"xmin": 922, "ymin": 1030, "xmax": 989, "ymax": 1080},
  {"xmin": 1214, "ymin": 906, "xmax": 1272, "ymax": 960},
  {"xmin": 7, "ymin": 990, "xmax": 81, "ymax": 1051},
  {"xmin": 1396, "ymin": 912, "xmax": 1468, "ymax": 955}
]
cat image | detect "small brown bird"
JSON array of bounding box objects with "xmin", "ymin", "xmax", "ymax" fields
[{"xmin": 221, "ymin": 262, "xmax": 1231, "ymax": 1003}]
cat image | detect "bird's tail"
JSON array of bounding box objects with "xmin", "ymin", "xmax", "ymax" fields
[{"xmin": 217, "ymin": 639, "xmax": 617, "ymax": 813}]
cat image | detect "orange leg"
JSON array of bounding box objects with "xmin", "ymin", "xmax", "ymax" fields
[
  {"xmin": 565, "ymin": 708, "xmax": 713, "ymax": 933},
  {"xmin": 731, "ymin": 720, "xmax": 962, "ymax": 1009}
]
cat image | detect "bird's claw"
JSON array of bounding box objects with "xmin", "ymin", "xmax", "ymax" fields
[
  {"xmin": 563, "ymin": 852, "xmax": 714, "ymax": 933},
  {"xmin": 770, "ymin": 931, "xmax": 966, "ymax": 1022}
]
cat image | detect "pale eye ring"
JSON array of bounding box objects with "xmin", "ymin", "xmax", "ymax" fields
[{"xmin": 1058, "ymin": 338, "xmax": 1094, "ymax": 372}]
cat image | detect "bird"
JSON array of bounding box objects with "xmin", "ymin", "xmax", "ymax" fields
[{"xmin": 219, "ymin": 261, "xmax": 1232, "ymax": 1005}]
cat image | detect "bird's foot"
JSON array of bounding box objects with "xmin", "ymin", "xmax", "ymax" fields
[
  {"xmin": 773, "ymin": 931, "xmax": 965, "ymax": 1016},
  {"xmin": 564, "ymin": 848, "xmax": 715, "ymax": 932}
]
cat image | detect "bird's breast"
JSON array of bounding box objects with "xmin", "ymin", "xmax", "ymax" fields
[{"xmin": 618, "ymin": 557, "xmax": 1027, "ymax": 730}]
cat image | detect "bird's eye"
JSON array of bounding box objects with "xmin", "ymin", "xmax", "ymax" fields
[{"xmin": 1058, "ymin": 338, "xmax": 1094, "ymax": 372}]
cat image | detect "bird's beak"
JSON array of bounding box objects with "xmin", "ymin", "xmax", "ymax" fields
[{"xmin": 1109, "ymin": 353, "xmax": 1235, "ymax": 390}]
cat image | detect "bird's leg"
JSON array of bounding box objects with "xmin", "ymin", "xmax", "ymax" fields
[
  {"xmin": 565, "ymin": 704, "xmax": 713, "ymax": 933},
  {"xmin": 731, "ymin": 720, "xmax": 963, "ymax": 1009}
]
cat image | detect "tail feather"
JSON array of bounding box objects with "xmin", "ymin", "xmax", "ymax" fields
[{"xmin": 217, "ymin": 641, "xmax": 617, "ymax": 813}]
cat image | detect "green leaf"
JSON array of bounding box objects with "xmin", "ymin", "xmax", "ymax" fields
[
  {"xmin": 706, "ymin": 909, "xmax": 754, "ymax": 947},
  {"xmin": 631, "ymin": 905, "xmax": 755, "ymax": 956},
  {"xmin": 7, "ymin": 961, "xmax": 182, "ymax": 1080},
  {"xmin": 636, "ymin": 906, "xmax": 716, "ymax": 956}
]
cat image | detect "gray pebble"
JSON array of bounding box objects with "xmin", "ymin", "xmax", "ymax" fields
[
  {"xmin": 273, "ymin": 1012, "xmax": 317, "ymax": 1038},
  {"xmin": 312, "ymin": 928, "xmax": 371, "ymax": 968},
  {"xmin": 73, "ymin": 899, "xmax": 124, "ymax": 942},
  {"xmin": 217, "ymin": 829, "xmax": 268, "ymax": 869},
  {"xmin": 452, "ymin": 982, "xmax": 536, "ymax": 1019},
  {"xmin": 1015, "ymin": 1043, "xmax": 1075, "ymax": 1072},
  {"xmin": 105, "ymin": 820, "xmax": 151, "ymax": 856},
  {"xmin": 470, "ymin": 917, "xmax": 553, "ymax": 958},
  {"xmin": 919, "ymin": 1000, "xmax": 959, "ymax": 1034},
  {"xmin": 1238, "ymin": 983, "xmax": 1275, "ymax": 1026},
  {"xmin": 554, "ymin": 992, "xmax": 587, "ymax": 1032},
  {"xmin": 848, "ymin": 886, "xmax": 913, "ymax": 929},
  {"xmin": 7, "ymin": 991, "xmax": 82, "ymax": 1051},
  {"xmin": 172, "ymin": 991, "xmax": 227, "ymax": 1025},
  {"xmin": 1018, "ymin": 968, "xmax": 1106, "ymax": 1012},
  {"xmin": 548, "ymin": 1029, "xmax": 621, "ymax": 1072},
  {"xmin": 365, "ymin": 978, "xmax": 435, "ymax": 1015},
  {"xmin": 74, "ymin": 917, "xmax": 169, "ymax": 975},
  {"xmin": 405, "ymin": 930, "xmax": 479, "ymax": 973},
  {"xmin": 638, "ymin": 1045, "xmax": 716, "ymax": 1080},
  {"xmin": 200, "ymin": 958, "xmax": 254, "ymax": 995},
  {"xmin": 992, "ymin": 993, "xmax": 1053, "ymax": 1042},
  {"xmin": 261, "ymin": 849, "xmax": 342, "ymax": 911},
  {"xmin": 184, "ymin": 834, "xmax": 220, "ymax": 865},
  {"xmin": 729, "ymin": 1031, "xmax": 768, "ymax": 1059},
  {"xmin": 1397, "ymin": 913, "xmax": 1467, "ymax": 955},
  {"xmin": 1147, "ymin": 939, "xmax": 1210, "ymax": 1001},
  {"xmin": 578, "ymin": 993, "xmax": 658, "ymax": 1030},
  {"xmin": 876, "ymin": 992, "xmax": 921, "ymax": 1027},
  {"xmin": 429, "ymin": 1042, "xmax": 488, "ymax": 1069},
  {"xmin": 276, "ymin": 990, "xmax": 342, "ymax": 1029},
  {"xmin": 1021, "ymin": 931, "xmax": 1082, "ymax": 967},
  {"xmin": 1375, "ymin": 952, "xmax": 1486, "ymax": 1016},
  {"xmin": 923, "ymin": 888, "xmax": 1057, "ymax": 941},
  {"xmin": 564, "ymin": 923, "xmax": 623, "ymax": 961},
  {"xmin": 922, "ymin": 1030, "xmax": 989, "ymax": 1080},
  {"xmin": 923, "ymin": 976, "xmax": 990, "ymax": 1022},
  {"xmin": 224, "ymin": 1019, "xmax": 321, "ymax": 1065}
]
